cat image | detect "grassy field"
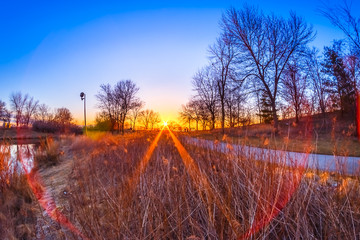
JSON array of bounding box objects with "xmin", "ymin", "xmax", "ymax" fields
[
  {"xmin": 188, "ymin": 112, "xmax": 360, "ymax": 157},
  {"xmin": 1, "ymin": 126, "xmax": 360, "ymax": 239}
]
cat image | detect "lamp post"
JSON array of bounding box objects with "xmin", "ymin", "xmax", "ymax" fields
[{"xmin": 80, "ymin": 92, "xmax": 87, "ymax": 135}]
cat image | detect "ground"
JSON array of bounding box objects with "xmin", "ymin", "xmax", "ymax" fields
[{"xmin": 1, "ymin": 112, "xmax": 360, "ymax": 239}]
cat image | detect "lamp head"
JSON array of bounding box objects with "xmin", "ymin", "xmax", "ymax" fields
[{"xmin": 80, "ymin": 92, "xmax": 85, "ymax": 100}]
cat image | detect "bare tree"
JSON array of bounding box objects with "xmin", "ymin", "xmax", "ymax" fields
[
  {"xmin": 323, "ymin": 41, "xmax": 354, "ymax": 117},
  {"xmin": 140, "ymin": 109, "xmax": 160, "ymax": 130},
  {"xmin": 225, "ymin": 87, "xmax": 246, "ymax": 127},
  {"xmin": 114, "ymin": 80, "xmax": 140, "ymax": 133},
  {"xmin": 9, "ymin": 92, "xmax": 29, "ymax": 127},
  {"xmin": 281, "ymin": 61, "xmax": 308, "ymax": 123},
  {"xmin": 2, "ymin": 109, "xmax": 11, "ymax": 128},
  {"xmin": 23, "ymin": 97, "xmax": 39, "ymax": 126},
  {"xmin": 209, "ymin": 35, "xmax": 237, "ymax": 133},
  {"xmin": 36, "ymin": 104, "xmax": 52, "ymax": 122},
  {"xmin": 0, "ymin": 100, "xmax": 8, "ymax": 127},
  {"xmin": 96, "ymin": 84, "xmax": 117, "ymax": 131},
  {"xmin": 192, "ymin": 66, "xmax": 218, "ymax": 130},
  {"xmin": 306, "ymin": 49, "xmax": 328, "ymax": 117},
  {"xmin": 149, "ymin": 111, "xmax": 161, "ymax": 130},
  {"xmin": 179, "ymin": 103, "xmax": 194, "ymax": 130},
  {"xmin": 222, "ymin": 5, "xmax": 314, "ymax": 132},
  {"xmin": 54, "ymin": 107, "xmax": 73, "ymax": 125},
  {"xmin": 320, "ymin": 1, "xmax": 360, "ymax": 53},
  {"xmin": 140, "ymin": 109, "xmax": 151, "ymax": 130},
  {"xmin": 129, "ymin": 100, "xmax": 144, "ymax": 130},
  {"xmin": 0, "ymin": 100, "xmax": 5, "ymax": 121},
  {"xmin": 96, "ymin": 80, "xmax": 140, "ymax": 133},
  {"xmin": 188, "ymin": 98, "xmax": 204, "ymax": 131}
]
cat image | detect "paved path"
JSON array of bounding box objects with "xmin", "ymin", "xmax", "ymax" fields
[{"xmin": 183, "ymin": 137, "xmax": 360, "ymax": 175}]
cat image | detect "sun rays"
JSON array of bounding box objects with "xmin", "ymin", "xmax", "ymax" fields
[{"xmin": 18, "ymin": 126, "xmax": 307, "ymax": 239}]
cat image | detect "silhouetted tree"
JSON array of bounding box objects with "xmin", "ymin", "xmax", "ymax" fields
[
  {"xmin": 35, "ymin": 104, "xmax": 53, "ymax": 122},
  {"xmin": 258, "ymin": 91, "xmax": 274, "ymax": 124},
  {"xmin": 281, "ymin": 61, "xmax": 308, "ymax": 123},
  {"xmin": 140, "ymin": 109, "xmax": 160, "ymax": 130},
  {"xmin": 306, "ymin": 48, "xmax": 328, "ymax": 117},
  {"xmin": 225, "ymin": 87, "xmax": 246, "ymax": 127},
  {"xmin": 23, "ymin": 97, "xmax": 39, "ymax": 126},
  {"xmin": 9, "ymin": 92, "xmax": 28, "ymax": 127},
  {"xmin": 320, "ymin": 1, "xmax": 360, "ymax": 55},
  {"xmin": 114, "ymin": 80, "xmax": 140, "ymax": 133},
  {"xmin": 222, "ymin": 5, "xmax": 314, "ymax": 133},
  {"xmin": 0, "ymin": 100, "xmax": 10, "ymax": 128},
  {"xmin": 188, "ymin": 98, "xmax": 204, "ymax": 131},
  {"xmin": 129, "ymin": 100, "xmax": 144, "ymax": 130},
  {"xmin": 323, "ymin": 41, "xmax": 354, "ymax": 116},
  {"xmin": 96, "ymin": 80, "xmax": 140, "ymax": 133},
  {"xmin": 179, "ymin": 103, "xmax": 194, "ymax": 130},
  {"xmin": 0, "ymin": 100, "xmax": 5, "ymax": 122},
  {"xmin": 192, "ymin": 66, "xmax": 218, "ymax": 130},
  {"xmin": 2, "ymin": 109, "xmax": 11, "ymax": 128},
  {"xmin": 149, "ymin": 112, "xmax": 161, "ymax": 130},
  {"xmin": 209, "ymin": 35, "xmax": 237, "ymax": 133},
  {"xmin": 54, "ymin": 107, "xmax": 73, "ymax": 125},
  {"xmin": 96, "ymin": 84, "xmax": 117, "ymax": 131}
]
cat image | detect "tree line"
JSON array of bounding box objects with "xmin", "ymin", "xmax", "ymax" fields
[
  {"xmin": 0, "ymin": 92, "xmax": 80, "ymax": 133},
  {"xmin": 180, "ymin": 3, "xmax": 360, "ymax": 134}
]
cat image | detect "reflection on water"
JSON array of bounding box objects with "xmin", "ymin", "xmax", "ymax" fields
[{"xmin": 2, "ymin": 144, "xmax": 36, "ymax": 173}]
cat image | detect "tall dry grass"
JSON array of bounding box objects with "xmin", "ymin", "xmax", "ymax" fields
[
  {"xmin": 0, "ymin": 143, "xmax": 37, "ymax": 239},
  {"xmin": 61, "ymin": 130, "xmax": 360, "ymax": 239}
]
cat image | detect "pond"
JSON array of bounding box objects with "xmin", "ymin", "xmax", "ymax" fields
[{"xmin": 1, "ymin": 144, "xmax": 37, "ymax": 174}]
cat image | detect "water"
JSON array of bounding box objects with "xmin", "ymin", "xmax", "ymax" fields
[{"xmin": 1, "ymin": 144, "xmax": 36, "ymax": 173}]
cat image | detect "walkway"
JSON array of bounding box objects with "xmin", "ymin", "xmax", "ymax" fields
[{"xmin": 183, "ymin": 137, "xmax": 360, "ymax": 175}]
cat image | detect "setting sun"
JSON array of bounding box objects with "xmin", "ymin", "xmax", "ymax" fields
[{"xmin": 163, "ymin": 121, "xmax": 168, "ymax": 126}]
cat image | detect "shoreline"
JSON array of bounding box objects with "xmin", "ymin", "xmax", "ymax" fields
[{"xmin": 0, "ymin": 128, "xmax": 58, "ymax": 144}]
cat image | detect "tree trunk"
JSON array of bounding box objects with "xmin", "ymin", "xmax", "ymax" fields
[
  {"xmin": 221, "ymin": 100, "xmax": 225, "ymax": 134},
  {"xmin": 272, "ymin": 102, "xmax": 279, "ymax": 134},
  {"xmin": 295, "ymin": 105, "xmax": 299, "ymax": 124},
  {"xmin": 356, "ymin": 92, "xmax": 360, "ymax": 140},
  {"xmin": 211, "ymin": 113, "xmax": 216, "ymax": 130}
]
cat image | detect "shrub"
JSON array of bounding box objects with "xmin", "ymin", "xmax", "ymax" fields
[
  {"xmin": 33, "ymin": 137, "xmax": 61, "ymax": 168},
  {"xmin": 32, "ymin": 120, "xmax": 83, "ymax": 135}
]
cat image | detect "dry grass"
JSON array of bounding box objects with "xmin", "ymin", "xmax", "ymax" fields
[
  {"xmin": 50, "ymin": 130, "xmax": 360, "ymax": 239},
  {"xmin": 1, "ymin": 128, "xmax": 360, "ymax": 239},
  {"xmin": 188, "ymin": 112, "xmax": 360, "ymax": 156},
  {"xmin": 33, "ymin": 137, "xmax": 61, "ymax": 168}
]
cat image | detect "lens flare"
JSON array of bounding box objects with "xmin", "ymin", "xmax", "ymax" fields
[
  {"xmin": 166, "ymin": 126, "xmax": 241, "ymax": 235},
  {"xmin": 357, "ymin": 92, "xmax": 360, "ymax": 140},
  {"xmin": 126, "ymin": 126, "xmax": 165, "ymax": 188},
  {"xmin": 17, "ymin": 148, "xmax": 89, "ymax": 240}
]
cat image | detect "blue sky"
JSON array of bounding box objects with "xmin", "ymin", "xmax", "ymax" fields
[{"xmin": 0, "ymin": 0, "xmax": 358, "ymax": 124}]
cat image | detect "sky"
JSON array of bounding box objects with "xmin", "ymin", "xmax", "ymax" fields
[{"xmin": 0, "ymin": 0, "xmax": 358, "ymax": 125}]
